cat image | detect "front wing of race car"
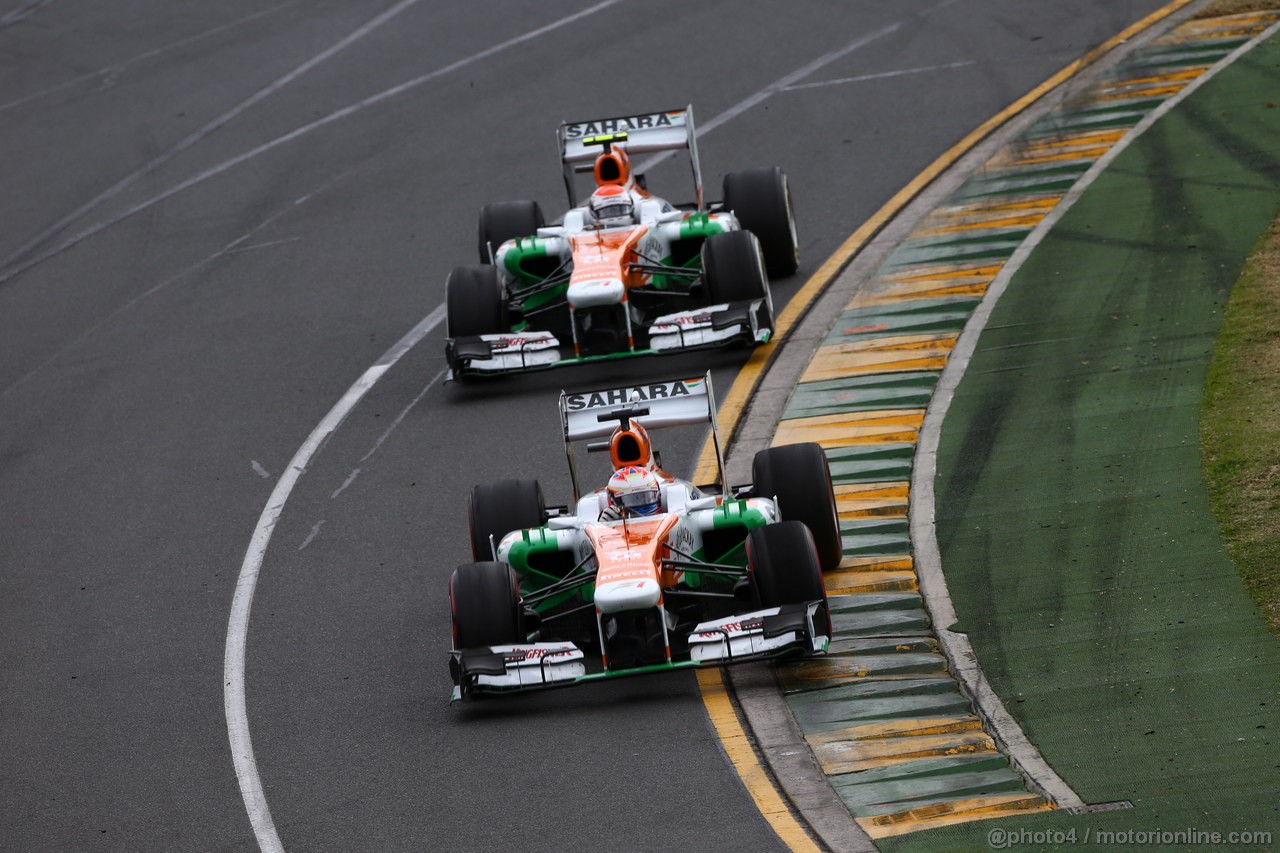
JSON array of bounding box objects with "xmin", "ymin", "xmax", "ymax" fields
[
  {"xmin": 445, "ymin": 298, "xmax": 772, "ymax": 379},
  {"xmin": 448, "ymin": 601, "xmax": 828, "ymax": 701}
]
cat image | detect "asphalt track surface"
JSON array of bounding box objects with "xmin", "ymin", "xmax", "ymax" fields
[{"xmin": 0, "ymin": 2, "xmax": 1172, "ymax": 851}]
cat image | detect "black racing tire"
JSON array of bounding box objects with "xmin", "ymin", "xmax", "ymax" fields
[
  {"xmin": 702, "ymin": 230, "xmax": 772, "ymax": 322},
  {"xmin": 752, "ymin": 442, "xmax": 841, "ymax": 571},
  {"xmin": 446, "ymin": 265, "xmax": 507, "ymax": 338},
  {"xmin": 478, "ymin": 200, "xmax": 545, "ymax": 264},
  {"xmin": 723, "ymin": 166, "xmax": 798, "ymax": 277},
  {"xmin": 746, "ymin": 521, "xmax": 827, "ymax": 609},
  {"xmin": 468, "ymin": 478, "xmax": 545, "ymax": 562},
  {"xmin": 450, "ymin": 561, "xmax": 523, "ymax": 650}
]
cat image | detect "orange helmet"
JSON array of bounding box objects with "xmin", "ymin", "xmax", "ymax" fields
[
  {"xmin": 593, "ymin": 147, "xmax": 632, "ymax": 187},
  {"xmin": 609, "ymin": 421, "xmax": 653, "ymax": 469}
]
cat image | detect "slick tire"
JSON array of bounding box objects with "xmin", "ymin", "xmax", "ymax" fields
[
  {"xmin": 468, "ymin": 478, "xmax": 545, "ymax": 562},
  {"xmin": 478, "ymin": 200, "xmax": 545, "ymax": 264},
  {"xmin": 746, "ymin": 521, "xmax": 827, "ymax": 615},
  {"xmin": 702, "ymin": 231, "xmax": 774, "ymax": 335},
  {"xmin": 450, "ymin": 561, "xmax": 523, "ymax": 649},
  {"xmin": 752, "ymin": 442, "xmax": 841, "ymax": 571},
  {"xmin": 723, "ymin": 166, "xmax": 798, "ymax": 277},
  {"xmin": 446, "ymin": 265, "xmax": 507, "ymax": 339}
]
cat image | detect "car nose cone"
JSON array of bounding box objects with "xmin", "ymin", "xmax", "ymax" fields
[{"xmin": 567, "ymin": 277, "xmax": 625, "ymax": 308}]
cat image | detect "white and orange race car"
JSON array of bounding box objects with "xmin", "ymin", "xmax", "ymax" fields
[
  {"xmin": 447, "ymin": 373, "xmax": 839, "ymax": 701},
  {"xmin": 444, "ymin": 106, "xmax": 798, "ymax": 379}
]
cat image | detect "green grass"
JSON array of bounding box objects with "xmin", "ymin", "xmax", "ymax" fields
[{"xmin": 1202, "ymin": 216, "xmax": 1280, "ymax": 635}]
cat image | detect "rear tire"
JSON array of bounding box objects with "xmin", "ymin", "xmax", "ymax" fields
[
  {"xmin": 752, "ymin": 443, "xmax": 841, "ymax": 571},
  {"xmin": 478, "ymin": 200, "xmax": 545, "ymax": 264},
  {"xmin": 446, "ymin": 265, "xmax": 507, "ymax": 338},
  {"xmin": 723, "ymin": 167, "xmax": 798, "ymax": 277},
  {"xmin": 747, "ymin": 521, "xmax": 827, "ymax": 609},
  {"xmin": 450, "ymin": 561, "xmax": 523, "ymax": 649},
  {"xmin": 468, "ymin": 478, "xmax": 545, "ymax": 562}
]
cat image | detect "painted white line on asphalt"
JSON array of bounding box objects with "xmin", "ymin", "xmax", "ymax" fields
[
  {"xmin": 331, "ymin": 469, "xmax": 361, "ymax": 500},
  {"xmin": 298, "ymin": 520, "xmax": 326, "ymax": 551},
  {"xmin": 0, "ymin": 0, "xmax": 627, "ymax": 286},
  {"xmin": 0, "ymin": 0, "xmax": 53, "ymax": 29},
  {"xmin": 0, "ymin": 0, "xmax": 421, "ymax": 276},
  {"xmin": 327, "ymin": 366, "xmax": 444, "ymax": 496},
  {"xmin": 224, "ymin": 303, "xmax": 446, "ymax": 852},
  {"xmin": 0, "ymin": 2, "xmax": 302, "ymax": 112},
  {"xmin": 252, "ymin": 461, "xmax": 271, "ymax": 479},
  {"xmin": 911, "ymin": 15, "xmax": 1280, "ymax": 812},
  {"xmin": 0, "ymin": 169, "xmax": 355, "ymax": 403},
  {"xmin": 633, "ymin": 0, "xmax": 960, "ymax": 176},
  {"xmin": 781, "ymin": 60, "xmax": 976, "ymax": 92},
  {"xmin": 360, "ymin": 367, "xmax": 447, "ymax": 463}
]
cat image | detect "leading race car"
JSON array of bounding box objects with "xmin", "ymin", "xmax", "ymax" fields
[
  {"xmin": 447, "ymin": 373, "xmax": 841, "ymax": 701},
  {"xmin": 444, "ymin": 106, "xmax": 799, "ymax": 379}
]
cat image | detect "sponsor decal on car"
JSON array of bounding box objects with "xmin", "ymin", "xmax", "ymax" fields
[
  {"xmin": 564, "ymin": 379, "xmax": 700, "ymax": 411},
  {"xmin": 693, "ymin": 618, "xmax": 764, "ymax": 640},
  {"xmin": 563, "ymin": 111, "xmax": 682, "ymax": 139}
]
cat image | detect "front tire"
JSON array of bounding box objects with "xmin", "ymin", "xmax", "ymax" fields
[
  {"xmin": 723, "ymin": 167, "xmax": 798, "ymax": 277},
  {"xmin": 446, "ymin": 265, "xmax": 507, "ymax": 338},
  {"xmin": 752, "ymin": 443, "xmax": 841, "ymax": 571},
  {"xmin": 450, "ymin": 561, "xmax": 523, "ymax": 649},
  {"xmin": 747, "ymin": 521, "xmax": 827, "ymax": 610},
  {"xmin": 468, "ymin": 478, "xmax": 545, "ymax": 562},
  {"xmin": 702, "ymin": 231, "xmax": 774, "ymax": 336},
  {"xmin": 478, "ymin": 200, "xmax": 545, "ymax": 264}
]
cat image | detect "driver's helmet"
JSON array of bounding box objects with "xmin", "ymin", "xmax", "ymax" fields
[
  {"xmin": 607, "ymin": 465, "xmax": 662, "ymax": 516},
  {"xmin": 589, "ymin": 185, "xmax": 634, "ymax": 228}
]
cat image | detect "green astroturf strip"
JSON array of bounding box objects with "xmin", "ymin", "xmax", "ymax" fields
[
  {"xmin": 830, "ymin": 755, "xmax": 1028, "ymax": 815},
  {"xmin": 886, "ymin": 32, "xmax": 1280, "ymax": 852},
  {"xmin": 825, "ymin": 299, "xmax": 980, "ymax": 344},
  {"xmin": 788, "ymin": 678, "xmax": 968, "ymax": 731},
  {"xmin": 887, "ymin": 239, "xmax": 1028, "ymax": 269},
  {"xmin": 783, "ymin": 373, "xmax": 939, "ymax": 419},
  {"xmin": 825, "ymin": 444, "xmax": 916, "ymax": 484}
]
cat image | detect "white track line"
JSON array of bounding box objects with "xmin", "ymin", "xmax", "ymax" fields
[
  {"xmin": 0, "ymin": 0, "xmax": 53, "ymax": 29},
  {"xmin": 224, "ymin": 304, "xmax": 443, "ymax": 853},
  {"xmin": 0, "ymin": 0, "xmax": 627, "ymax": 286},
  {"xmin": 0, "ymin": 170, "xmax": 354, "ymax": 404},
  {"xmin": 911, "ymin": 15, "xmax": 1280, "ymax": 812},
  {"xmin": 781, "ymin": 60, "xmax": 976, "ymax": 92},
  {"xmin": 0, "ymin": 2, "xmax": 302, "ymax": 113},
  {"xmin": 633, "ymin": 0, "xmax": 959, "ymax": 176},
  {"xmin": 0, "ymin": 0, "xmax": 421, "ymax": 274}
]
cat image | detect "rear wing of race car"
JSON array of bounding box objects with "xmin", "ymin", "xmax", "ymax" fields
[
  {"xmin": 558, "ymin": 371, "xmax": 728, "ymax": 500},
  {"xmin": 557, "ymin": 105, "xmax": 703, "ymax": 211}
]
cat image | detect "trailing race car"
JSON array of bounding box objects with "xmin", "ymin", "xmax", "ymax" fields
[
  {"xmin": 447, "ymin": 373, "xmax": 840, "ymax": 701},
  {"xmin": 444, "ymin": 106, "xmax": 799, "ymax": 379}
]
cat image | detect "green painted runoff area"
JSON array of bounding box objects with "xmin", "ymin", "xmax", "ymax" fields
[{"xmin": 888, "ymin": 33, "xmax": 1280, "ymax": 851}]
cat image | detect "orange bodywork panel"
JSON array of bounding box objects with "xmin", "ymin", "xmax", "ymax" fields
[
  {"xmin": 584, "ymin": 514, "xmax": 681, "ymax": 594},
  {"xmin": 568, "ymin": 226, "xmax": 650, "ymax": 291}
]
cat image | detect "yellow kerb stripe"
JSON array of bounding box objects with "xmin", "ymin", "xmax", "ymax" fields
[
  {"xmin": 694, "ymin": 669, "xmax": 822, "ymax": 852},
  {"xmin": 857, "ymin": 795, "xmax": 1055, "ymax": 838}
]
